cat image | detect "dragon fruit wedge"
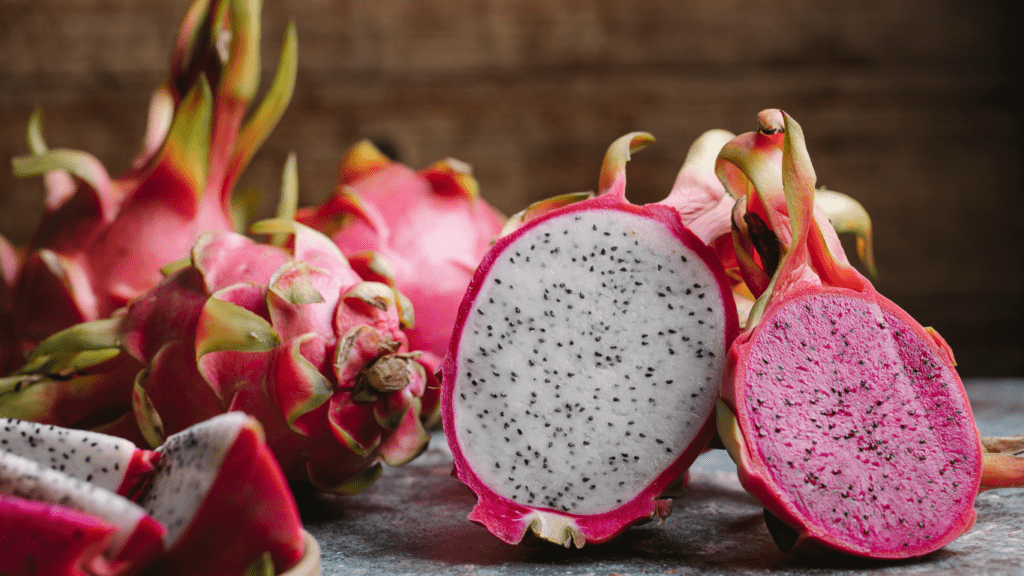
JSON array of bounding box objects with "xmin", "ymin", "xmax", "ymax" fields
[
  {"xmin": 4, "ymin": 0, "xmax": 297, "ymax": 364},
  {"xmin": 440, "ymin": 132, "xmax": 739, "ymax": 547},
  {"xmin": 715, "ymin": 109, "xmax": 985, "ymax": 559},
  {"xmin": 2, "ymin": 219, "xmax": 439, "ymax": 495},
  {"xmin": 0, "ymin": 418, "xmax": 158, "ymax": 498},
  {"xmin": 296, "ymin": 140, "xmax": 505, "ymax": 364},
  {"xmin": 0, "ymin": 450, "xmax": 166, "ymax": 576},
  {"xmin": 136, "ymin": 412, "xmax": 305, "ymax": 576}
]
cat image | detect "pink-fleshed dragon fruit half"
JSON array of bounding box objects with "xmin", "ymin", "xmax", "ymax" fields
[
  {"xmin": 296, "ymin": 140, "xmax": 505, "ymax": 364},
  {"xmin": 2, "ymin": 218, "xmax": 439, "ymax": 494},
  {"xmin": 713, "ymin": 109, "xmax": 1017, "ymax": 559},
  {"xmin": 440, "ymin": 132, "xmax": 740, "ymax": 547},
  {"xmin": 3, "ymin": 0, "xmax": 297, "ymax": 366}
]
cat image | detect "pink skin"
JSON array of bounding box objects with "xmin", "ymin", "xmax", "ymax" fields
[
  {"xmin": 441, "ymin": 133, "xmax": 739, "ymax": 546},
  {"xmin": 5, "ymin": 0, "xmax": 295, "ymax": 364},
  {"xmin": 717, "ymin": 110, "xmax": 982, "ymax": 559},
  {"xmin": 296, "ymin": 142, "xmax": 505, "ymax": 362}
]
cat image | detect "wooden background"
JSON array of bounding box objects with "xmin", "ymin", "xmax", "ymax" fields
[{"xmin": 1, "ymin": 1, "xmax": 1021, "ymax": 376}]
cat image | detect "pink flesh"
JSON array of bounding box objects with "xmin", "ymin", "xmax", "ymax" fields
[{"xmin": 740, "ymin": 290, "xmax": 980, "ymax": 555}]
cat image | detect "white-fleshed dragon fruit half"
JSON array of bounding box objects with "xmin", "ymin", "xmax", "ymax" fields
[
  {"xmin": 714, "ymin": 110, "xmax": 1009, "ymax": 559},
  {"xmin": 296, "ymin": 140, "xmax": 506, "ymax": 365},
  {"xmin": 440, "ymin": 132, "xmax": 740, "ymax": 547},
  {"xmin": 3, "ymin": 0, "xmax": 296, "ymax": 366}
]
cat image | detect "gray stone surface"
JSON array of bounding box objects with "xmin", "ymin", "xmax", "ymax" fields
[{"xmin": 301, "ymin": 379, "xmax": 1024, "ymax": 575}]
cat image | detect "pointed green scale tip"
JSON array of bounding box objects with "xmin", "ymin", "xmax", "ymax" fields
[
  {"xmin": 160, "ymin": 257, "xmax": 192, "ymax": 277},
  {"xmin": 529, "ymin": 512, "xmax": 586, "ymax": 548},
  {"xmin": 221, "ymin": 0, "xmax": 261, "ymax": 105},
  {"xmin": 279, "ymin": 334, "xmax": 333, "ymax": 435},
  {"xmin": 498, "ymin": 191, "xmax": 595, "ymax": 238},
  {"xmin": 269, "ymin": 261, "xmax": 326, "ymax": 305},
  {"xmin": 133, "ymin": 374, "xmax": 166, "ymax": 448},
  {"xmin": 133, "ymin": 85, "xmax": 176, "ymax": 171},
  {"xmin": 347, "ymin": 251, "xmax": 397, "ymax": 286},
  {"xmin": 715, "ymin": 398, "xmax": 745, "ymax": 468},
  {"xmin": 160, "ymin": 74, "xmax": 213, "ymax": 207},
  {"xmin": 26, "ymin": 108, "xmax": 48, "ymax": 155},
  {"xmin": 249, "ymin": 217, "xmax": 298, "ymax": 238},
  {"xmin": 598, "ymin": 131, "xmax": 655, "ymax": 196},
  {"xmin": 196, "ymin": 296, "xmax": 281, "ymax": 359},
  {"xmin": 230, "ymin": 186, "xmax": 262, "ymax": 232},
  {"xmin": 421, "ymin": 157, "xmax": 480, "ymax": 200},
  {"xmin": 242, "ymin": 552, "xmax": 275, "ymax": 576},
  {"xmin": 395, "ymin": 289, "xmax": 415, "ymax": 329},
  {"xmin": 23, "ymin": 318, "xmax": 123, "ymax": 373},
  {"xmin": 230, "ymin": 20, "xmax": 298, "ymax": 188},
  {"xmin": 11, "ymin": 149, "xmax": 112, "ymax": 203},
  {"xmin": 338, "ymin": 139, "xmax": 391, "ymax": 185},
  {"xmin": 270, "ymin": 152, "xmax": 299, "ymax": 247},
  {"xmin": 679, "ymin": 128, "xmax": 736, "ymax": 179},
  {"xmin": 169, "ymin": 0, "xmax": 214, "ymax": 82},
  {"xmin": 316, "ymin": 463, "xmax": 383, "ymax": 495},
  {"xmin": 814, "ymin": 188, "xmax": 878, "ymax": 277},
  {"xmin": 343, "ymin": 281, "xmax": 398, "ymax": 314}
]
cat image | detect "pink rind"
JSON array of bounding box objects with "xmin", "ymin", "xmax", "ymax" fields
[{"xmin": 441, "ymin": 194, "xmax": 738, "ymax": 546}]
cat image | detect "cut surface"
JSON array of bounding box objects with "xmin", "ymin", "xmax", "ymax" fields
[
  {"xmin": 452, "ymin": 208, "xmax": 729, "ymax": 515},
  {"xmin": 0, "ymin": 418, "xmax": 152, "ymax": 494},
  {"xmin": 739, "ymin": 290, "xmax": 980, "ymax": 554},
  {"xmin": 138, "ymin": 412, "xmax": 245, "ymax": 548}
]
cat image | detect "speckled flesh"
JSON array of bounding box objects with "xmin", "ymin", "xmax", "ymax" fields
[
  {"xmin": 0, "ymin": 418, "xmax": 157, "ymax": 496},
  {"xmin": 442, "ymin": 196, "xmax": 738, "ymax": 546},
  {"xmin": 726, "ymin": 286, "xmax": 981, "ymax": 557},
  {"xmin": 136, "ymin": 412, "xmax": 305, "ymax": 575}
]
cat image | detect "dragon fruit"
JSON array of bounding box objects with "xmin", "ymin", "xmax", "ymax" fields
[
  {"xmin": 0, "ymin": 413, "xmax": 308, "ymax": 576},
  {"xmin": 440, "ymin": 132, "xmax": 739, "ymax": 547},
  {"xmin": 715, "ymin": 109, "xmax": 984, "ymax": 559},
  {"xmin": 4, "ymin": 0, "xmax": 297, "ymax": 364},
  {"xmin": 296, "ymin": 140, "xmax": 505, "ymax": 364},
  {"xmin": 2, "ymin": 219, "xmax": 439, "ymax": 494},
  {"xmin": 137, "ymin": 412, "xmax": 305, "ymax": 576},
  {"xmin": 0, "ymin": 417, "xmax": 158, "ymax": 497},
  {"xmin": 0, "ymin": 450, "xmax": 166, "ymax": 576}
]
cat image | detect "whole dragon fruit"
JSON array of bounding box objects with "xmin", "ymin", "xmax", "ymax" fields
[
  {"xmin": 440, "ymin": 132, "xmax": 739, "ymax": 547},
  {"xmin": 3, "ymin": 0, "xmax": 297, "ymax": 365},
  {"xmin": 2, "ymin": 220, "xmax": 438, "ymax": 494},
  {"xmin": 715, "ymin": 110, "xmax": 986, "ymax": 559},
  {"xmin": 296, "ymin": 140, "xmax": 505, "ymax": 364}
]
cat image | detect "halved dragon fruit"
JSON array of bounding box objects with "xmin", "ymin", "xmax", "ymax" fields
[
  {"xmin": 0, "ymin": 417, "xmax": 158, "ymax": 497},
  {"xmin": 4, "ymin": 0, "xmax": 296, "ymax": 364},
  {"xmin": 440, "ymin": 132, "xmax": 739, "ymax": 547},
  {"xmin": 296, "ymin": 140, "xmax": 505, "ymax": 365},
  {"xmin": 0, "ymin": 450, "xmax": 165, "ymax": 576},
  {"xmin": 715, "ymin": 110, "xmax": 984, "ymax": 558}
]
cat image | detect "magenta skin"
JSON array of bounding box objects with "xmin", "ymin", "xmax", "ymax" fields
[
  {"xmin": 441, "ymin": 192, "xmax": 738, "ymax": 546},
  {"xmin": 728, "ymin": 286, "xmax": 981, "ymax": 558}
]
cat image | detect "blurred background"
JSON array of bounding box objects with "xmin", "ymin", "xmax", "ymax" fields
[{"xmin": 0, "ymin": 1, "xmax": 1021, "ymax": 376}]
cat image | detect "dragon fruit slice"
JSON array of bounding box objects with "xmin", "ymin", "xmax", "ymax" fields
[
  {"xmin": 4, "ymin": 0, "xmax": 297, "ymax": 364},
  {"xmin": 440, "ymin": 132, "xmax": 739, "ymax": 547},
  {"xmin": 715, "ymin": 110, "xmax": 984, "ymax": 559},
  {"xmin": 136, "ymin": 412, "xmax": 305, "ymax": 576},
  {"xmin": 296, "ymin": 140, "xmax": 505, "ymax": 363},
  {"xmin": 0, "ymin": 450, "xmax": 165, "ymax": 576},
  {"xmin": 0, "ymin": 418, "xmax": 157, "ymax": 497}
]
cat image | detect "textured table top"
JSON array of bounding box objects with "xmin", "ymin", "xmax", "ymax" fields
[{"xmin": 301, "ymin": 379, "xmax": 1024, "ymax": 575}]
